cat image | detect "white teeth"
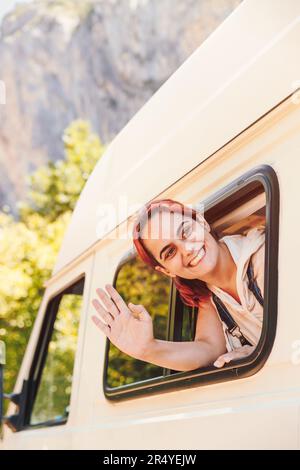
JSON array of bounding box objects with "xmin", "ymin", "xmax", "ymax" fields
[{"xmin": 189, "ymin": 246, "xmax": 206, "ymax": 267}]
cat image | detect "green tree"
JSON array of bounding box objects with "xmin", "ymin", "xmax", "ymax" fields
[
  {"xmin": 19, "ymin": 120, "xmax": 104, "ymax": 222},
  {"xmin": 0, "ymin": 120, "xmax": 105, "ymax": 403}
]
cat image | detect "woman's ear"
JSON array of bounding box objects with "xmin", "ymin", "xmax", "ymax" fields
[{"xmin": 155, "ymin": 265, "xmax": 176, "ymax": 278}]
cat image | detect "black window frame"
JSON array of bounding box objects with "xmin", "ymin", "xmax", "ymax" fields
[
  {"xmin": 5, "ymin": 276, "xmax": 85, "ymax": 432},
  {"xmin": 103, "ymin": 164, "xmax": 279, "ymax": 401}
]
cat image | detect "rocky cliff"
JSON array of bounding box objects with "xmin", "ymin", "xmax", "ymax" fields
[{"xmin": 0, "ymin": 0, "xmax": 242, "ymax": 214}]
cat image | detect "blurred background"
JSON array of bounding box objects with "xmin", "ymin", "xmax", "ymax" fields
[{"xmin": 0, "ymin": 0, "xmax": 242, "ymax": 405}]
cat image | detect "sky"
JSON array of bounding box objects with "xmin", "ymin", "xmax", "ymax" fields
[{"xmin": 0, "ymin": 0, "xmax": 33, "ymax": 23}]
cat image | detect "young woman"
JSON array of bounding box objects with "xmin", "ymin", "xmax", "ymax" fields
[{"xmin": 91, "ymin": 198, "xmax": 265, "ymax": 371}]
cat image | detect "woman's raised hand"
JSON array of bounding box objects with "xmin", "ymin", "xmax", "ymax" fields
[{"xmin": 91, "ymin": 284, "xmax": 154, "ymax": 360}]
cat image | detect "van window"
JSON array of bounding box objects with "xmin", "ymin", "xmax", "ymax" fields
[
  {"xmin": 105, "ymin": 255, "xmax": 171, "ymax": 388},
  {"xmin": 104, "ymin": 166, "xmax": 279, "ymax": 400},
  {"xmin": 28, "ymin": 277, "xmax": 84, "ymax": 426}
]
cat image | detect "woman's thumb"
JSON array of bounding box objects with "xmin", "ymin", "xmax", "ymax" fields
[{"xmin": 128, "ymin": 303, "xmax": 150, "ymax": 320}]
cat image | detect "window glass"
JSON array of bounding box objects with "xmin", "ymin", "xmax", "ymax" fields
[
  {"xmin": 106, "ymin": 256, "xmax": 171, "ymax": 388},
  {"xmin": 30, "ymin": 280, "xmax": 83, "ymax": 425}
]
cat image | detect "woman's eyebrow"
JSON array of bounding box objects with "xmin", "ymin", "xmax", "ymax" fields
[{"xmin": 159, "ymin": 220, "xmax": 188, "ymax": 260}]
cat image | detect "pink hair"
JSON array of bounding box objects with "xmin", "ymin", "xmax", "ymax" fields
[{"xmin": 132, "ymin": 198, "xmax": 211, "ymax": 308}]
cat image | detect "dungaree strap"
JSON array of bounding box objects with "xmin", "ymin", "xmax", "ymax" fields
[
  {"xmin": 211, "ymin": 259, "xmax": 264, "ymax": 347},
  {"xmin": 246, "ymin": 262, "xmax": 264, "ymax": 307}
]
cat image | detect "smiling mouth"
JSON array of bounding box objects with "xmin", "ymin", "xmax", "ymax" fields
[{"xmin": 188, "ymin": 245, "xmax": 206, "ymax": 267}]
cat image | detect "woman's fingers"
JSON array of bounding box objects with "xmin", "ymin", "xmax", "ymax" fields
[
  {"xmin": 92, "ymin": 284, "xmax": 134, "ymax": 342},
  {"xmin": 91, "ymin": 284, "xmax": 131, "ymax": 334},
  {"xmin": 214, "ymin": 346, "xmax": 254, "ymax": 368},
  {"xmin": 213, "ymin": 356, "xmax": 227, "ymax": 368},
  {"xmin": 92, "ymin": 315, "xmax": 111, "ymax": 337},
  {"xmin": 105, "ymin": 284, "xmax": 130, "ymax": 314},
  {"xmin": 96, "ymin": 287, "xmax": 120, "ymax": 319},
  {"xmin": 214, "ymin": 352, "xmax": 235, "ymax": 368},
  {"xmin": 92, "ymin": 298, "xmax": 114, "ymax": 325},
  {"xmin": 214, "ymin": 351, "xmax": 237, "ymax": 368},
  {"xmin": 128, "ymin": 303, "xmax": 151, "ymax": 322}
]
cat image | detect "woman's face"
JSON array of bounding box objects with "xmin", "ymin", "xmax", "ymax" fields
[{"xmin": 140, "ymin": 210, "xmax": 221, "ymax": 280}]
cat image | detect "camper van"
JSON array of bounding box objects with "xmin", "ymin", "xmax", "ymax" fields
[{"xmin": 1, "ymin": 0, "xmax": 300, "ymax": 450}]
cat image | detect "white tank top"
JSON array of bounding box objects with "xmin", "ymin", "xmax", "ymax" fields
[{"xmin": 206, "ymin": 227, "xmax": 265, "ymax": 351}]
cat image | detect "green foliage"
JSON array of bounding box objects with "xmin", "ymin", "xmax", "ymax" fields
[
  {"xmin": 0, "ymin": 116, "xmax": 183, "ymax": 411},
  {"xmin": 18, "ymin": 120, "xmax": 104, "ymax": 222},
  {"xmin": 0, "ymin": 120, "xmax": 105, "ymax": 406},
  {"xmin": 0, "ymin": 210, "xmax": 71, "ymax": 398}
]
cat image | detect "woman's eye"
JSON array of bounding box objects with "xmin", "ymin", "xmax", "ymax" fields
[{"xmin": 166, "ymin": 247, "xmax": 176, "ymax": 259}]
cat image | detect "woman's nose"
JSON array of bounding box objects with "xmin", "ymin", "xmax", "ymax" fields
[
  {"xmin": 180, "ymin": 241, "xmax": 197, "ymax": 267},
  {"xmin": 183, "ymin": 241, "xmax": 195, "ymax": 253}
]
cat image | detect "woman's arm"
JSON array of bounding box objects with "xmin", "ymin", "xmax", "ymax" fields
[
  {"xmin": 141, "ymin": 296, "xmax": 227, "ymax": 371},
  {"xmin": 92, "ymin": 285, "xmax": 227, "ymax": 372},
  {"xmin": 141, "ymin": 338, "xmax": 224, "ymax": 372}
]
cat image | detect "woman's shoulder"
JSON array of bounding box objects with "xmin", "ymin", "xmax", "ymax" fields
[{"xmin": 198, "ymin": 293, "xmax": 218, "ymax": 314}]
